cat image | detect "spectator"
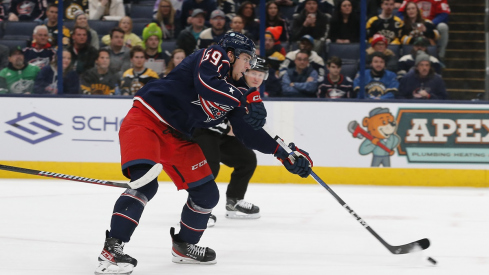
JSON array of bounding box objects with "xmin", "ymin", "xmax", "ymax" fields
[
  {"xmin": 102, "ymin": 16, "xmax": 143, "ymax": 47},
  {"xmin": 366, "ymin": 34, "xmax": 398, "ymax": 72},
  {"xmin": 162, "ymin": 48, "xmax": 186, "ymax": 77},
  {"xmin": 0, "ymin": 45, "xmax": 8, "ymax": 70},
  {"xmin": 353, "ymin": 52, "xmax": 398, "ymax": 99},
  {"xmin": 23, "ymin": 25, "xmax": 55, "ymax": 69},
  {"xmin": 397, "ymin": 37, "xmax": 442, "ymax": 78},
  {"xmin": 280, "ymin": 35, "xmax": 325, "ymax": 82},
  {"xmin": 397, "ymin": 0, "xmax": 450, "ymax": 59},
  {"xmin": 74, "ymin": 11, "xmax": 99, "ymax": 50},
  {"xmin": 236, "ymin": 1, "xmax": 259, "ymax": 41},
  {"xmin": 153, "ymin": 0, "xmax": 181, "ymax": 40},
  {"xmin": 0, "ymin": 1, "xmax": 6, "ymax": 21},
  {"xmin": 263, "ymin": 26, "xmax": 286, "ymax": 70},
  {"xmin": 68, "ymin": 26, "xmax": 99, "ymax": 74},
  {"xmin": 281, "ymin": 49, "xmax": 319, "ymax": 97},
  {"xmin": 154, "ymin": 0, "xmax": 184, "ymax": 21},
  {"xmin": 63, "ymin": 0, "xmax": 89, "ymax": 20},
  {"xmin": 399, "ymin": 51, "xmax": 447, "ymax": 99},
  {"xmin": 317, "ymin": 56, "xmax": 353, "ymax": 98},
  {"xmin": 120, "ymin": 46, "xmax": 159, "ymax": 96},
  {"xmin": 0, "ymin": 46, "xmax": 40, "ymax": 94},
  {"xmin": 198, "ymin": 9, "xmax": 227, "ymax": 49},
  {"xmin": 142, "ymin": 23, "xmax": 170, "ymax": 77},
  {"xmin": 217, "ymin": 0, "xmax": 237, "ymax": 21},
  {"xmin": 400, "ymin": 1, "xmax": 439, "ymax": 45},
  {"xmin": 229, "ymin": 15, "xmax": 248, "ymax": 36},
  {"xmin": 103, "ymin": 27, "xmax": 131, "ymax": 78},
  {"xmin": 329, "ymin": 0, "xmax": 360, "ymax": 43},
  {"xmin": 366, "ymin": 0, "xmax": 403, "ymax": 44},
  {"xmin": 89, "ymin": 0, "xmax": 125, "ymax": 21},
  {"xmin": 43, "ymin": 3, "xmax": 70, "ymax": 48},
  {"xmin": 8, "ymin": 0, "xmax": 46, "ymax": 21},
  {"xmin": 33, "ymin": 48, "xmax": 80, "ymax": 94},
  {"xmin": 177, "ymin": 9, "xmax": 207, "ymax": 56},
  {"xmin": 81, "ymin": 49, "xmax": 119, "ymax": 95},
  {"xmin": 296, "ymin": 0, "xmax": 334, "ymax": 16},
  {"xmin": 180, "ymin": 0, "xmax": 217, "ymax": 28},
  {"xmin": 265, "ymin": 1, "xmax": 289, "ymax": 42},
  {"xmin": 290, "ymin": 0, "xmax": 329, "ymax": 52}
]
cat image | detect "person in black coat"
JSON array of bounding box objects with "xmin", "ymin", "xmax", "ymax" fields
[
  {"xmin": 329, "ymin": 0, "xmax": 360, "ymax": 43},
  {"xmin": 290, "ymin": 0, "xmax": 329, "ymax": 44}
]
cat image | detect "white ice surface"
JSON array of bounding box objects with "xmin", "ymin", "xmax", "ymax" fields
[{"xmin": 1, "ymin": 179, "xmax": 488, "ymax": 275}]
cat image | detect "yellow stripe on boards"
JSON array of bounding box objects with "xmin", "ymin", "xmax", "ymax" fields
[{"xmin": 0, "ymin": 161, "xmax": 487, "ymax": 188}]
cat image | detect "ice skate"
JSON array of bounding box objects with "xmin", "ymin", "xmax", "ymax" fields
[
  {"xmin": 94, "ymin": 231, "xmax": 137, "ymax": 275},
  {"xmin": 207, "ymin": 213, "xmax": 217, "ymax": 227},
  {"xmin": 170, "ymin": 227, "xmax": 216, "ymax": 264},
  {"xmin": 225, "ymin": 197, "xmax": 260, "ymax": 219}
]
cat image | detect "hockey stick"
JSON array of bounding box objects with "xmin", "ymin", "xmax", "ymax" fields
[
  {"xmin": 271, "ymin": 134, "xmax": 430, "ymax": 254},
  {"xmin": 0, "ymin": 163, "xmax": 163, "ymax": 189}
]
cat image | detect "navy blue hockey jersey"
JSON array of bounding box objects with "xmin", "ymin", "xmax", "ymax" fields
[{"xmin": 134, "ymin": 45, "xmax": 278, "ymax": 154}]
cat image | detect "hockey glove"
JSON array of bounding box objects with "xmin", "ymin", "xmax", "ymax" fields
[
  {"xmin": 274, "ymin": 142, "xmax": 313, "ymax": 178},
  {"xmin": 241, "ymin": 87, "xmax": 267, "ymax": 130}
]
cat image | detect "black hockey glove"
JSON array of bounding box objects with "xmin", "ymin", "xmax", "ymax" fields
[
  {"xmin": 274, "ymin": 143, "xmax": 313, "ymax": 178},
  {"xmin": 241, "ymin": 87, "xmax": 267, "ymax": 130}
]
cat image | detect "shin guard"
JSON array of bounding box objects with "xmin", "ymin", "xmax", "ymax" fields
[
  {"xmin": 110, "ymin": 189, "xmax": 149, "ymax": 242},
  {"xmin": 178, "ymin": 181, "xmax": 219, "ymax": 244}
]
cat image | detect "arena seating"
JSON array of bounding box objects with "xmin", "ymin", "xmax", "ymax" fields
[
  {"xmin": 88, "ymin": 20, "xmax": 119, "ymax": 37},
  {"xmin": 131, "ymin": 4, "xmax": 154, "ymax": 19},
  {"xmin": 3, "ymin": 21, "xmax": 39, "ymax": 39}
]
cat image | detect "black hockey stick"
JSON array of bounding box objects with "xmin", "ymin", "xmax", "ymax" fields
[
  {"xmin": 0, "ymin": 163, "xmax": 163, "ymax": 189},
  {"xmin": 272, "ymin": 135, "xmax": 430, "ymax": 254}
]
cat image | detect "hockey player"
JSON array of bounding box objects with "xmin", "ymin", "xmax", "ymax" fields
[
  {"xmin": 94, "ymin": 32, "xmax": 314, "ymax": 274},
  {"xmin": 193, "ymin": 57, "xmax": 270, "ymax": 225}
]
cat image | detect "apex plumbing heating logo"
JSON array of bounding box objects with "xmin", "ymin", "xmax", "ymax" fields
[
  {"xmin": 5, "ymin": 112, "xmax": 62, "ymax": 144},
  {"xmin": 396, "ymin": 109, "xmax": 489, "ymax": 164}
]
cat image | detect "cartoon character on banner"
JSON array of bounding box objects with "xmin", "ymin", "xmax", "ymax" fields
[{"xmin": 348, "ymin": 107, "xmax": 400, "ymax": 167}]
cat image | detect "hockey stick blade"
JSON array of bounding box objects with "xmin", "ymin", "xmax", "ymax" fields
[
  {"xmin": 269, "ymin": 133, "xmax": 431, "ymax": 255},
  {"xmin": 0, "ymin": 163, "xmax": 162, "ymax": 189}
]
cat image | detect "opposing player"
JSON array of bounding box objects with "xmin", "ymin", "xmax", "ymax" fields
[
  {"xmin": 193, "ymin": 57, "xmax": 270, "ymax": 223},
  {"xmin": 94, "ymin": 32, "xmax": 313, "ymax": 275}
]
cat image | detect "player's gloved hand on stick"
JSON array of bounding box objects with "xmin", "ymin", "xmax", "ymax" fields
[
  {"xmin": 274, "ymin": 142, "xmax": 313, "ymax": 178},
  {"xmin": 241, "ymin": 87, "xmax": 266, "ymax": 130}
]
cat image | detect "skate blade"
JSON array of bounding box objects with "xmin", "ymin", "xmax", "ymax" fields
[
  {"xmin": 207, "ymin": 219, "xmax": 216, "ymax": 227},
  {"xmin": 171, "ymin": 252, "xmax": 217, "ymax": 265},
  {"xmin": 94, "ymin": 261, "xmax": 134, "ymax": 275},
  {"xmin": 225, "ymin": 210, "xmax": 261, "ymax": 219}
]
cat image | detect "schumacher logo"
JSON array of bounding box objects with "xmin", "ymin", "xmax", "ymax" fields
[
  {"xmin": 5, "ymin": 112, "xmax": 62, "ymax": 144},
  {"xmin": 191, "ymin": 160, "xmax": 208, "ymax": 170}
]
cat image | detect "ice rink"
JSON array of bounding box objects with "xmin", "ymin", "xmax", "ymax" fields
[{"xmin": 1, "ymin": 178, "xmax": 488, "ymax": 275}]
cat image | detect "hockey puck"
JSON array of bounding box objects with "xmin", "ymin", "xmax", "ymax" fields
[{"xmin": 427, "ymin": 257, "xmax": 437, "ymax": 265}]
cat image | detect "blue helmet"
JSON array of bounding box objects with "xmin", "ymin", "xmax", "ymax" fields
[{"xmin": 218, "ymin": 32, "xmax": 257, "ymax": 67}]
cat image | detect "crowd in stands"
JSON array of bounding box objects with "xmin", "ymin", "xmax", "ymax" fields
[{"xmin": 0, "ymin": 0, "xmax": 450, "ymax": 100}]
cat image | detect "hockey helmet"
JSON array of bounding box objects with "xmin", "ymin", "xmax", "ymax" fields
[
  {"xmin": 246, "ymin": 57, "xmax": 269, "ymax": 80},
  {"xmin": 218, "ymin": 32, "xmax": 257, "ymax": 67}
]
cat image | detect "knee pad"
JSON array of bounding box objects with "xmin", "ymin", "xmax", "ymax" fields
[{"xmin": 187, "ymin": 180, "xmax": 220, "ymax": 209}]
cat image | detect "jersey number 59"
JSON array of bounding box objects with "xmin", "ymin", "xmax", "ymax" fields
[{"xmin": 203, "ymin": 50, "xmax": 222, "ymax": 66}]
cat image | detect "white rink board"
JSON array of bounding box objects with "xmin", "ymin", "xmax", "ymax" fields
[{"xmin": 1, "ymin": 97, "xmax": 488, "ymax": 169}]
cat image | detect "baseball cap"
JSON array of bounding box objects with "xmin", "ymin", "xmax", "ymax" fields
[
  {"xmin": 210, "ymin": 9, "xmax": 225, "ymax": 19},
  {"xmin": 9, "ymin": 45, "xmax": 23, "ymax": 56},
  {"xmin": 300, "ymin": 35, "xmax": 314, "ymax": 45},
  {"xmin": 413, "ymin": 37, "xmax": 429, "ymax": 47},
  {"xmin": 191, "ymin": 9, "xmax": 206, "ymax": 17}
]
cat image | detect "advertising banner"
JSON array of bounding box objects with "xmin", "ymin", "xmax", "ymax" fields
[{"xmin": 0, "ymin": 97, "xmax": 487, "ymax": 186}]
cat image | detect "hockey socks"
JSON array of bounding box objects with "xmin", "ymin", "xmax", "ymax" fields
[
  {"xmin": 179, "ymin": 181, "xmax": 219, "ymax": 244},
  {"xmin": 110, "ymin": 189, "xmax": 148, "ymax": 242}
]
